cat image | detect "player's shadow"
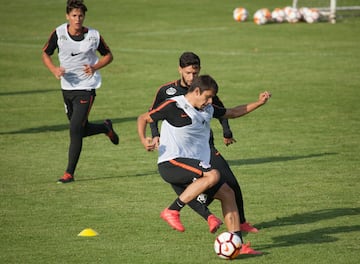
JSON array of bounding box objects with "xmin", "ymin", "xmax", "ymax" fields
[
  {"xmin": 255, "ymin": 208, "xmax": 360, "ymax": 251},
  {"xmin": 265, "ymin": 225, "xmax": 360, "ymax": 250},
  {"xmin": 227, "ymin": 152, "xmax": 337, "ymax": 166},
  {"xmin": 256, "ymin": 208, "xmax": 360, "ymax": 229},
  {"xmin": 76, "ymin": 170, "xmax": 159, "ymax": 182},
  {"xmin": 257, "ymin": 207, "xmax": 360, "ymax": 229},
  {"xmin": 0, "ymin": 116, "xmax": 137, "ymax": 135},
  {"xmin": 0, "ymin": 88, "xmax": 56, "ymax": 96}
]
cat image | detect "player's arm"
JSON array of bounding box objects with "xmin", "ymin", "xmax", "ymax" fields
[
  {"xmin": 42, "ymin": 31, "xmax": 65, "ymax": 80},
  {"xmin": 213, "ymin": 95, "xmax": 236, "ymax": 146},
  {"xmin": 137, "ymin": 112, "xmax": 156, "ymax": 151},
  {"xmin": 221, "ymin": 91, "xmax": 271, "ymax": 119},
  {"xmin": 148, "ymin": 87, "xmax": 168, "ymax": 147},
  {"xmin": 139, "ymin": 99, "xmax": 176, "ymax": 151},
  {"xmin": 219, "ymin": 117, "xmax": 236, "ymax": 146},
  {"xmin": 84, "ymin": 36, "xmax": 113, "ymax": 76}
]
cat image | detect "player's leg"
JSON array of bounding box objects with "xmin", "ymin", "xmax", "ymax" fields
[
  {"xmin": 177, "ymin": 168, "xmax": 219, "ymax": 204},
  {"xmin": 210, "ymin": 147, "xmax": 246, "ymax": 222},
  {"xmin": 58, "ymin": 90, "xmax": 93, "ymax": 183},
  {"xmin": 210, "ymin": 147, "xmax": 258, "ymax": 232},
  {"xmin": 213, "ymin": 183, "xmax": 262, "ymax": 255},
  {"xmin": 57, "ymin": 91, "xmax": 76, "ymax": 183},
  {"xmin": 81, "ymin": 91, "xmax": 119, "ymax": 144},
  {"xmin": 171, "ymin": 184, "xmax": 223, "ymax": 233},
  {"xmin": 158, "ymin": 158, "xmax": 220, "ymax": 232},
  {"xmin": 65, "ymin": 91, "xmax": 92, "ymax": 175},
  {"xmin": 171, "ymin": 184, "xmax": 211, "ymax": 220},
  {"xmin": 213, "ymin": 183, "xmax": 240, "ymax": 232}
]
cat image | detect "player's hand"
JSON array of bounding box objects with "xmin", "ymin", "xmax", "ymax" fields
[
  {"xmin": 54, "ymin": 67, "xmax": 65, "ymax": 79},
  {"xmin": 259, "ymin": 91, "xmax": 271, "ymax": 105},
  {"xmin": 224, "ymin": 137, "xmax": 237, "ymax": 146},
  {"xmin": 143, "ymin": 137, "xmax": 156, "ymax": 151},
  {"xmin": 83, "ymin": 64, "xmax": 95, "ymax": 76}
]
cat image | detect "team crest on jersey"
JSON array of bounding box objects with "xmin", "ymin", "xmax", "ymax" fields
[
  {"xmin": 59, "ymin": 35, "xmax": 67, "ymax": 41},
  {"xmin": 88, "ymin": 36, "xmax": 97, "ymax": 43},
  {"xmin": 166, "ymin": 87, "xmax": 177, "ymax": 95}
]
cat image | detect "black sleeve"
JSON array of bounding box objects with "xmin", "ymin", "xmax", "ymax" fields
[
  {"xmin": 213, "ymin": 104, "xmax": 227, "ymax": 119},
  {"xmin": 42, "ymin": 30, "xmax": 58, "ymax": 56},
  {"xmin": 149, "ymin": 120, "xmax": 160, "ymax": 138},
  {"xmin": 149, "ymin": 87, "xmax": 167, "ymax": 138},
  {"xmin": 219, "ymin": 118, "xmax": 233, "ymax": 138},
  {"xmin": 212, "ymin": 96, "xmax": 232, "ymax": 138},
  {"xmin": 97, "ymin": 35, "xmax": 111, "ymax": 56},
  {"xmin": 149, "ymin": 100, "xmax": 175, "ymax": 122}
]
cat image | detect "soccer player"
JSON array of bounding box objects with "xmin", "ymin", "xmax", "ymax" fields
[
  {"xmin": 149, "ymin": 52, "xmax": 258, "ymax": 233},
  {"xmin": 138, "ymin": 75, "xmax": 270, "ymax": 255},
  {"xmin": 42, "ymin": 0, "xmax": 119, "ymax": 183}
]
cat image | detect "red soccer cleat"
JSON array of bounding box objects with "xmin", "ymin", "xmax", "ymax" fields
[
  {"xmin": 160, "ymin": 208, "xmax": 185, "ymax": 232},
  {"xmin": 239, "ymin": 242, "xmax": 262, "ymax": 255},
  {"xmin": 240, "ymin": 222, "xmax": 259, "ymax": 233},
  {"xmin": 207, "ymin": 214, "xmax": 223, "ymax": 233},
  {"xmin": 57, "ymin": 172, "xmax": 74, "ymax": 184}
]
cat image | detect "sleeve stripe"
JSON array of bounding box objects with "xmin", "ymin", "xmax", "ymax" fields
[{"xmin": 149, "ymin": 99, "xmax": 175, "ymax": 115}]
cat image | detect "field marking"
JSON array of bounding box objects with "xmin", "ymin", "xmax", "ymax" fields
[
  {"xmin": 112, "ymin": 47, "xmax": 352, "ymax": 57},
  {"xmin": 126, "ymin": 26, "xmax": 230, "ymax": 36},
  {"xmin": 0, "ymin": 40, "xmax": 354, "ymax": 58}
]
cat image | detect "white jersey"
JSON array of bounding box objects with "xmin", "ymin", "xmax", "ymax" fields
[
  {"xmin": 155, "ymin": 95, "xmax": 214, "ymax": 166},
  {"xmin": 56, "ymin": 23, "xmax": 102, "ymax": 90}
]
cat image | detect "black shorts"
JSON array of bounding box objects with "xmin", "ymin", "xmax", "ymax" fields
[
  {"xmin": 62, "ymin": 89, "xmax": 96, "ymax": 121},
  {"xmin": 158, "ymin": 158, "xmax": 225, "ymax": 200}
]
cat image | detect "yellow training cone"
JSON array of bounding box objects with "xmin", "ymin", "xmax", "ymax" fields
[{"xmin": 78, "ymin": 228, "xmax": 99, "ymax": 237}]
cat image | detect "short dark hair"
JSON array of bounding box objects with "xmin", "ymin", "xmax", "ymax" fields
[
  {"xmin": 188, "ymin": 75, "xmax": 218, "ymax": 94},
  {"xmin": 179, "ymin": 52, "xmax": 200, "ymax": 68},
  {"xmin": 66, "ymin": 0, "xmax": 87, "ymax": 14}
]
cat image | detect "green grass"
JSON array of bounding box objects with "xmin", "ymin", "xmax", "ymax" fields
[{"xmin": 1, "ymin": 0, "xmax": 359, "ymax": 263}]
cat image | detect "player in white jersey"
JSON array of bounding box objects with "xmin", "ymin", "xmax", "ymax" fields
[
  {"xmin": 42, "ymin": 0, "xmax": 119, "ymax": 183},
  {"xmin": 138, "ymin": 75, "xmax": 270, "ymax": 255}
]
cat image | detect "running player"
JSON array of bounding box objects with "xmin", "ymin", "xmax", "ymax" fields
[{"xmin": 42, "ymin": 0, "xmax": 119, "ymax": 183}]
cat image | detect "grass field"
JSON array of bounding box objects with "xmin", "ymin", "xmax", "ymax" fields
[{"xmin": 1, "ymin": 0, "xmax": 359, "ymax": 263}]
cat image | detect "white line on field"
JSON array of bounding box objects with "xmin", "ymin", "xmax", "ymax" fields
[
  {"xmin": 0, "ymin": 41, "xmax": 352, "ymax": 57},
  {"xmin": 126, "ymin": 27, "xmax": 230, "ymax": 36}
]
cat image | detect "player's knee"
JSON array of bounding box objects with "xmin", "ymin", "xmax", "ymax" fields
[
  {"xmin": 204, "ymin": 169, "xmax": 220, "ymax": 187},
  {"xmin": 216, "ymin": 183, "xmax": 235, "ymax": 201},
  {"xmin": 210, "ymin": 169, "xmax": 221, "ymax": 185}
]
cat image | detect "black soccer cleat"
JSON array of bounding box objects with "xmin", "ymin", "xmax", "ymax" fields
[{"xmin": 104, "ymin": 119, "xmax": 119, "ymax": 145}]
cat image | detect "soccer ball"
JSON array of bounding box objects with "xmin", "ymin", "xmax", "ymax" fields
[
  {"xmin": 233, "ymin": 7, "xmax": 248, "ymax": 22},
  {"xmin": 214, "ymin": 232, "xmax": 242, "ymax": 260},
  {"xmin": 253, "ymin": 8, "xmax": 272, "ymax": 25},
  {"xmin": 272, "ymin": 8, "xmax": 286, "ymax": 23},
  {"xmin": 284, "ymin": 6, "xmax": 301, "ymax": 23},
  {"xmin": 301, "ymin": 7, "xmax": 320, "ymax": 23}
]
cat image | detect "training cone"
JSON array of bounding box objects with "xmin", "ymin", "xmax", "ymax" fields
[{"xmin": 78, "ymin": 228, "xmax": 99, "ymax": 237}]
